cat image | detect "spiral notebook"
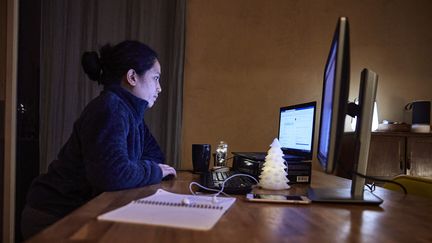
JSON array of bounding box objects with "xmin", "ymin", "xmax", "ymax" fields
[{"xmin": 97, "ymin": 189, "xmax": 236, "ymax": 230}]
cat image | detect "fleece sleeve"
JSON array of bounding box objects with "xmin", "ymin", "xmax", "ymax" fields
[
  {"xmin": 140, "ymin": 122, "xmax": 165, "ymax": 164},
  {"xmin": 79, "ymin": 102, "xmax": 162, "ymax": 192}
]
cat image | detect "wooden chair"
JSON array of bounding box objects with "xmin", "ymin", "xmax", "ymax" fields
[{"xmin": 383, "ymin": 175, "xmax": 432, "ymax": 199}]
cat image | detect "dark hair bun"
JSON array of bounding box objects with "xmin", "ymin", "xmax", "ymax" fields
[
  {"xmin": 81, "ymin": 51, "xmax": 101, "ymax": 81},
  {"xmin": 81, "ymin": 41, "xmax": 158, "ymax": 86}
]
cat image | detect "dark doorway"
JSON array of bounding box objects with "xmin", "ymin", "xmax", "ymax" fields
[{"xmin": 16, "ymin": 0, "xmax": 41, "ymax": 241}]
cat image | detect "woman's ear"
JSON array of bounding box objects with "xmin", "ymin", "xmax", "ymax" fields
[{"xmin": 126, "ymin": 69, "xmax": 138, "ymax": 86}]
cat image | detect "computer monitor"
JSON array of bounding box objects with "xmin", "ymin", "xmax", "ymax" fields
[
  {"xmin": 278, "ymin": 101, "xmax": 316, "ymax": 160},
  {"xmin": 308, "ymin": 17, "xmax": 383, "ymax": 204}
]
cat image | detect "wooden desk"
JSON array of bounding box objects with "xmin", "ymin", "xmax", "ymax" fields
[{"xmin": 27, "ymin": 171, "xmax": 432, "ymax": 243}]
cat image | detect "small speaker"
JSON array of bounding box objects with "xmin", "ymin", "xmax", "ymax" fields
[
  {"xmin": 406, "ymin": 101, "xmax": 431, "ymax": 133},
  {"xmin": 410, "ymin": 101, "xmax": 431, "ymax": 124}
]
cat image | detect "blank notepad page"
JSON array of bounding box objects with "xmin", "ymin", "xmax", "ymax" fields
[{"xmin": 97, "ymin": 189, "xmax": 236, "ymax": 230}]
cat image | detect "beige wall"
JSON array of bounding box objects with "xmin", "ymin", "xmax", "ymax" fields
[{"xmin": 181, "ymin": 0, "xmax": 432, "ymax": 169}]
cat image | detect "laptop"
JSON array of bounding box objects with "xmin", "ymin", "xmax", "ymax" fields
[{"xmin": 233, "ymin": 101, "xmax": 317, "ymax": 161}]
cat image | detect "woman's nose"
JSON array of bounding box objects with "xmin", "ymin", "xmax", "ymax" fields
[{"xmin": 157, "ymin": 83, "xmax": 162, "ymax": 93}]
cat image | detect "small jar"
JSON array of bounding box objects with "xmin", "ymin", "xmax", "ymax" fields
[{"xmin": 215, "ymin": 141, "xmax": 228, "ymax": 167}]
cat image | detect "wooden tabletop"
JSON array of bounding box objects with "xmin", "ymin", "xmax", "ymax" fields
[{"xmin": 26, "ymin": 171, "xmax": 432, "ymax": 243}]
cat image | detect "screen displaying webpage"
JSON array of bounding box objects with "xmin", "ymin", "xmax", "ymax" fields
[{"xmin": 278, "ymin": 105, "xmax": 315, "ymax": 152}]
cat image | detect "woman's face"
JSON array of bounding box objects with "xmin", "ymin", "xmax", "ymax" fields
[{"xmin": 132, "ymin": 60, "xmax": 162, "ymax": 108}]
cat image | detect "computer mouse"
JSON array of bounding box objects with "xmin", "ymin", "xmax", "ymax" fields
[{"xmin": 162, "ymin": 174, "xmax": 176, "ymax": 181}]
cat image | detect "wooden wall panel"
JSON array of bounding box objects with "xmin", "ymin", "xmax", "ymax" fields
[{"xmin": 182, "ymin": 0, "xmax": 432, "ymax": 170}]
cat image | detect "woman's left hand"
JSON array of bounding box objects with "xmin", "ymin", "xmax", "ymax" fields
[{"xmin": 158, "ymin": 164, "xmax": 177, "ymax": 178}]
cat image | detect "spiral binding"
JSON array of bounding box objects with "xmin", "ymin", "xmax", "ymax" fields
[{"xmin": 134, "ymin": 200, "xmax": 223, "ymax": 210}]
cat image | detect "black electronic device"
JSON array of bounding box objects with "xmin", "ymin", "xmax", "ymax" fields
[
  {"xmin": 200, "ymin": 170, "xmax": 257, "ymax": 195},
  {"xmin": 232, "ymin": 153, "xmax": 312, "ymax": 184},
  {"xmin": 246, "ymin": 193, "xmax": 311, "ymax": 204},
  {"xmin": 307, "ymin": 17, "xmax": 383, "ymax": 205}
]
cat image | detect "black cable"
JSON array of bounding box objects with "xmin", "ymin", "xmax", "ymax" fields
[
  {"xmin": 352, "ymin": 172, "xmax": 407, "ymax": 195},
  {"xmin": 364, "ymin": 182, "xmax": 376, "ymax": 192}
]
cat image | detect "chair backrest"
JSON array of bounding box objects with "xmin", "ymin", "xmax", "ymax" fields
[{"xmin": 384, "ymin": 175, "xmax": 432, "ymax": 199}]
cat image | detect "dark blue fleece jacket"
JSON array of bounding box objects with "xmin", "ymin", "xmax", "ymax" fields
[{"xmin": 26, "ymin": 85, "xmax": 164, "ymax": 217}]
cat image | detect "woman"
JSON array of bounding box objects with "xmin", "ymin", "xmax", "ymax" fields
[{"xmin": 21, "ymin": 40, "xmax": 177, "ymax": 239}]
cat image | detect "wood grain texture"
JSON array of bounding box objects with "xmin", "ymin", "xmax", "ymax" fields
[
  {"xmin": 367, "ymin": 135, "xmax": 406, "ymax": 177},
  {"xmin": 26, "ymin": 171, "xmax": 432, "ymax": 243},
  {"xmin": 367, "ymin": 132, "xmax": 432, "ymax": 179},
  {"xmin": 407, "ymin": 136, "xmax": 432, "ymax": 177}
]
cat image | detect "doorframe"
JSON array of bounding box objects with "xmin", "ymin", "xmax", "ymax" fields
[{"xmin": 3, "ymin": 0, "xmax": 18, "ymax": 242}]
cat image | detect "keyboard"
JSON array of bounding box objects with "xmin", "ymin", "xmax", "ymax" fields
[{"xmin": 200, "ymin": 170, "xmax": 257, "ymax": 194}]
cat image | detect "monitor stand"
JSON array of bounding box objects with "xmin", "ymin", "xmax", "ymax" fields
[
  {"xmin": 307, "ymin": 188, "xmax": 383, "ymax": 205},
  {"xmin": 308, "ymin": 69, "xmax": 383, "ymax": 206}
]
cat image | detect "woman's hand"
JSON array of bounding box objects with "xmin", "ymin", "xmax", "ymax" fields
[{"xmin": 158, "ymin": 164, "xmax": 177, "ymax": 179}]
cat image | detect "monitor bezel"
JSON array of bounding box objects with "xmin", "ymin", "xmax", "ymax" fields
[{"xmin": 317, "ymin": 17, "xmax": 350, "ymax": 173}]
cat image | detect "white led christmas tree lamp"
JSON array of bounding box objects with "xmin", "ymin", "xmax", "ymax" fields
[{"xmin": 259, "ymin": 138, "xmax": 290, "ymax": 190}]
